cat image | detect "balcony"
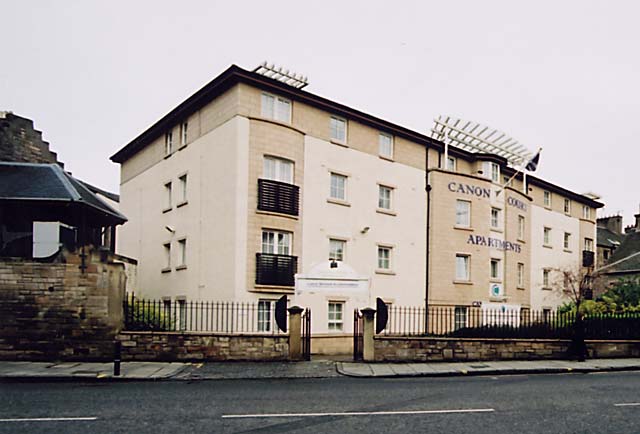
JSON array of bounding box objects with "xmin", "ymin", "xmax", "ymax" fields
[
  {"xmin": 258, "ymin": 179, "xmax": 300, "ymax": 216},
  {"xmin": 256, "ymin": 253, "xmax": 297, "ymax": 287}
]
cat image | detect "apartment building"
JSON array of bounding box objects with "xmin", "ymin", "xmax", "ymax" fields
[{"xmin": 111, "ymin": 64, "xmax": 603, "ymax": 337}]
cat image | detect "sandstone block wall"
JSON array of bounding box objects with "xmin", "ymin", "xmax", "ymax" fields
[
  {"xmin": 119, "ymin": 331, "xmax": 289, "ymax": 361},
  {"xmin": 0, "ymin": 249, "xmax": 126, "ymax": 361},
  {"xmin": 374, "ymin": 336, "xmax": 640, "ymax": 362}
]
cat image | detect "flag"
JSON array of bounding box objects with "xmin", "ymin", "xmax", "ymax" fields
[{"xmin": 525, "ymin": 150, "xmax": 541, "ymax": 172}]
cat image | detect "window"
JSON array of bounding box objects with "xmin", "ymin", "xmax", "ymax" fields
[
  {"xmin": 518, "ymin": 215, "xmax": 525, "ymax": 240},
  {"xmin": 330, "ymin": 116, "xmax": 347, "ymax": 142},
  {"xmin": 543, "ymin": 308, "xmax": 551, "ymax": 322},
  {"xmin": 261, "ymin": 230, "xmax": 291, "ymax": 255},
  {"xmin": 584, "ymin": 238, "xmax": 594, "ymax": 252},
  {"xmin": 490, "ymin": 259, "xmax": 501, "ymax": 280},
  {"xmin": 177, "ymin": 238, "xmax": 187, "ymax": 268},
  {"xmin": 543, "ymin": 269, "xmax": 550, "ymax": 287},
  {"xmin": 379, "ymin": 133, "xmax": 393, "ymax": 158},
  {"xmin": 455, "ymin": 200, "xmax": 471, "ymax": 227},
  {"xmin": 603, "ymin": 250, "xmax": 610, "ymax": 261},
  {"xmin": 178, "ymin": 174, "xmax": 187, "ymax": 204},
  {"xmin": 582, "ymin": 205, "xmax": 591, "ymax": 220},
  {"xmin": 263, "ymin": 156, "xmax": 294, "ymax": 184},
  {"xmin": 543, "ymin": 227, "xmax": 552, "ymax": 246},
  {"xmin": 329, "ymin": 238, "xmax": 345, "ymax": 261},
  {"xmin": 377, "ymin": 246, "xmax": 391, "ymax": 270},
  {"xmin": 491, "ymin": 208, "xmax": 500, "ymax": 229},
  {"xmin": 543, "ymin": 190, "xmax": 551, "ymax": 207},
  {"xmin": 163, "ymin": 243, "xmax": 171, "ymax": 270},
  {"xmin": 261, "ymin": 93, "xmax": 291, "ymax": 123},
  {"xmin": 454, "ymin": 306, "xmax": 467, "ymax": 330},
  {"xmin": 446, "ymin": 156, "xmax": 456, "ymax": 171},
  {"xmin": 165, "ymin": 131, "xmax": 173, "ymax": 155},
  {"xmin": 490, "ymin": 162, "xmax": 500, "ymax": 183},
  {"xmin": 564, "ymin": 232, "xmax": 571, "ymax": 250},
  {"xmin": 177, "ymin": 298, "xmax": 186, "ymax": 331},
  {"xmin": 455, "ymin": 254, "xmax": 470, "ymax": 281},
  {"xmin": 564, "ymin": 198, "xmax": 571, "ymax": 214},
  {"xmin": 378, "ymin": 185, "xmax": 393, "ymax": 210},
  {"xmin": 258, "ymin": 300, "xmax": 273, "ymax": 332},
  {"xmin": 329, "ymin": 172, "xmax": 347, "ymax": 201},
  {"xmin": 328, "ymin": 302, "xmax": 344, "ymax": 331},
  {"xmin": 164, "ymin": 182, "xmax": 172, "ymax": 210},
  {"xmin": 517, "ymin": 263, "xmax": 525, "ymax": 287},
  {"xmin": 180, "ymin": 121, "xmax": 188, "ymax": 146}
]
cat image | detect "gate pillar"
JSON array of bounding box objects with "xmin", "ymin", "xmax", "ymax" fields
[
  {"xmin": 288, "ymin": 306, "xmax": 304, "ymax": 361},
  {"xmin": 361, "ymin": 308, "xmax": 376, "ymax": 362}
]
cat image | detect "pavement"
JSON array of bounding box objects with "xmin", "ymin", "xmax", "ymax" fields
[{"xmin": 1, "ymin": 358, "xmax": 640, "ymax": 381}]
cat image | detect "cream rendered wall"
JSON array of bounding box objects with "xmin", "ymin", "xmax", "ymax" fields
[
  {"xmin": 117, "ymin": 116, "xmax": 249, "ymax": 301},
  {"xmin": 530, "ymin": 204, "xmax": 580, "ymax": 310},
  {"xmin": 301, "ymin": 135, "xmax": 427, "ymax": 333}
]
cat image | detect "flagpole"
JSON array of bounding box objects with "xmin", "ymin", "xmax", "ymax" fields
[{"xmin": 496, "ymin": 147, "xmax": 541, "ymax": 196}]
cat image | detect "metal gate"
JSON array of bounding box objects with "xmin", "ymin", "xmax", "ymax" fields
[
  {"xmin": 301, "ymin": 308, "xmax": 311, "ymax": 361},
  {"xmin": 353, "ymin": 309, "xmax": 363, "ymax": 361}
]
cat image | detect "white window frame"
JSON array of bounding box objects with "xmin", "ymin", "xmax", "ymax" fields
[
  {"xmin": 455, "ymin": 200, "xmax": 471, "ymax": 227},
  {"xmin": 491, "ymin": 208, "xmax": 501, "ymax": 229},
  {"xmin": 261, "ymin": 230, "xmax": 292, "ymax": 256},
  {"xmin": 330, "ymin": 116, "xmax": 347, "ymax": 143},
  {"xmin": 180, "ymin": 121, "xmax": 188, "ymax": 146},
  {"xmin": 490, "ymin": 258, "xmax": 501, "ymax": 280},
  {"xmin": 258, "ymin": 300, "xmax": 274, "ymax": 332},
  {"xmin": 490, "ymin": 162, "xmax": 500, "ymax": 183},
  {"xmin": 261, "ymin": 92, "xmax": 291, "ymax": 123},
  {"xmin": 517, "ymin": 263, "xmax": 525, "ymax": 287},
  {"xmin": 446, "ymin": 156, "xmax": 457, "ymax": 171},
  {"xmin": 165, "ymin": 131, "xmax": 173, "ymax": 156},
  {"xmin": 378, "ymin": 132, "xmax": 393, "ymax": 159},
  {"xmin": 564, "ymin": 198, "xmax": 571, "ymax": 214},
  {"xmin": 329, "ymin": 172, "xmax": 347, "ymax": 201},
  {"xmin": 377, "ymin": 245, "xmax": 392, "ymax": 270},
  {"xmin": 178, "ymin": 174, "xmax": 187, "ymax": 204},
  {"xmin": 543, "ymin": 269, "xmax": 550, "ymax": 287},
  {"xmin": 328, "ymin": 301, "xmax": 344, "ymax": 331},
  {"xmin": 177, "ymin": 238, "xmax": 187, "ymax": 268},
  {"xmin": 163, "ymin": 242, "xmax": 171, "ymax": 270},
  {"xmin": 585, "ymin": 238, "xmax": 594, "ymax": 252},
  {"xmin": 263, "ymin": 156, "xmax": 294, "ymax": 184},
  {"xmin": 455, "ymin": 254, "xmax": 470, "ymax": 281},
  {"xmin": 378, "ymin": 185, "xmax": 393, "ymax": 210},
  {"xmin": 454, "ymin": 306, "xmax": 467, "ymax": 330},
  {"xmin": 543, "ymin": 227, "xmax": 552, "ymax": 246},
  {"xmin": 564, "ymin": 232, "xmax": 571, "ymax": 250},
  {"xmin": 329, "ymin": 238, "xmax": 345, "ymax": 262},
  {"xmin": 543, "ymin": 190, "xmax": 551, "ymax": 207},
  {"xmin": 583, "ymin": 205, "xmax": 591, "ymax": 220},
  {"xmin": 164, "ymin": 182, "xmax": 172, "ymax": 211},
  {"xmin": 518, "ymin": 215, "xmax": 525, "ymax": 240}
]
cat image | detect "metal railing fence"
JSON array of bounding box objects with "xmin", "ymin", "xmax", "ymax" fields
[{"xmin": 123, "ymin": 293, "xmax": 286, "ymax": 334}]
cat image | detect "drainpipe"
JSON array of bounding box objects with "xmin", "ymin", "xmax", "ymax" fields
[{"xmin": 425, "ymin": 146, "xmax": 431, "ymax": 335}]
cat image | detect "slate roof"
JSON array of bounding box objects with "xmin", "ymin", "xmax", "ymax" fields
[
  {"xmin": 597, "ymin": 226, "xmax": 625, "ymax": 248},
  {"xmin": 0, "ymin": 162, "xmax": 126, "ymax": 223},
  {"xmin": 601, "ymin": 231, "xmax": 640, "ymax": 274}
]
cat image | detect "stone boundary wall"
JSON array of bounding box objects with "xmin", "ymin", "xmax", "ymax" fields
[
  {"xmin": 374, "ymin": 336, "xmax": 640, "ymax": 362},
  {"xmin": 119, "ymin": 331, "xmax": 289, "ymax": 361},
  {"xmin": 0, "ymin": 249, "xmax": 125, "ymax": 361}
]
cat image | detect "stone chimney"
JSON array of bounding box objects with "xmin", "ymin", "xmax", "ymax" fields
[{"xmin": 598, "ymin": 215, "xmax": 623, "ymax": 235}]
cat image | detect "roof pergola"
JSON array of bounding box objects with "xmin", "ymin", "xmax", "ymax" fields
[{"xmin": 430, "ymin": 115, "xmax": 534, "ymax": 167}]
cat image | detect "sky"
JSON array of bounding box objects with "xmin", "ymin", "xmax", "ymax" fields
[{"xmin": 3, "ymin": 0, "xmax": 639, "ymax": 226}]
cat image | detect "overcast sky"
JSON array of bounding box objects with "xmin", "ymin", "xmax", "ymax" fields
[{"xmin": 3, "ymin": 1, "xmax": 639, "ymax": 225}]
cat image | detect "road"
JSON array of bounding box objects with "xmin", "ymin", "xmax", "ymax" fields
[{"xmin": 1, "ymin": 372, "xmax": 639, "ymax": 433}]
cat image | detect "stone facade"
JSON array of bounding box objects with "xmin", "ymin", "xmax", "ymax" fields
[
  {"xmin": 0, "ymin": 248, "xmax": 126, "ymax": 361},
  {"xmin": 118, "ymin": 331, "xmax": 289, "ymax": 361},
  {"xmin": 0, "ymin": 111, "xmax": 62, "ymax": 166},
  {"xmin": 374, "ymin": 336, "xmax": 640, "ymax": 362}
]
